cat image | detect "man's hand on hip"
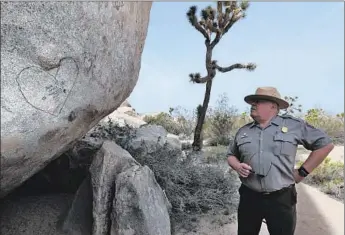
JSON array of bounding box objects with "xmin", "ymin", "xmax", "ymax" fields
[
  {"xmin": 293, "ymin": 169, "xmax": 304, "ymax": 183},
  {"xmin": 235, "ymin": 163, "xmax": 253, "ymax": 178}
]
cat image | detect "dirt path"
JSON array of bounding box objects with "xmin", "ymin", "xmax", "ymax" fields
[
  {"xmin": 258, "ymin": 183, "xmax": 344, "ymax": 235},
  {"xmin": 294, "ymin": 183, "xmax": 344, "ymax": 235},
  {"xmin": 259, "ymin": 182, "xmax": 344, "ymax": 235},
  {"xmin": 177, "ymin": 182, "xmax": 344, "ymax": 235}
]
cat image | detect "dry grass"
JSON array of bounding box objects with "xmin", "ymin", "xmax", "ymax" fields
[{"xmin": 296, "ymin": 157, "xmax": 344, "ymax": 201}]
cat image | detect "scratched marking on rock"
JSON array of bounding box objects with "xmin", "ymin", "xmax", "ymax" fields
[
  {"xmin": 15, "ymin": 57, "xmax": 79, "ymax": 116},
  {"xmin": 114, "ymin": 1, "xmax": 124, "ymax": 10}
]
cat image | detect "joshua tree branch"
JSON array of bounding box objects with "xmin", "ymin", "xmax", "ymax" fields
[
  {"xmin": 188, "ymin": 17, "xmax": 210, "ymax": 40},
  {"xmin": 211, "ymin": 12, "xmax": 243, "ymax": 48},
  {"xmin": 194, "ymin": 20, "xmax": 210, "ymax": 41},
  {"xmin": 216, "ymin": 63, "xmax": 256, "ymax": 72},
  {"xmin": 189, "ymin": 74, "xmax": 211, "ymax": 84},
  {"xmin": 187, "ymin": 6, "xmax": 210, "ymax": 41},
  {"xmin": 210, "ymin": 30, "xmax": 222, "ymax": 49},
  {"xmin": 223, "ymin": 16, "xmax": 240, "ymax": 35}
]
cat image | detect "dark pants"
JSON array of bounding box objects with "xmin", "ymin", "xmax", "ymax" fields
[{"xmin": 237, "ymin": 184, "xmax": 297, "ymax": 235}]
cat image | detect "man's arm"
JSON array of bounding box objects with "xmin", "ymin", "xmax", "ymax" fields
[
  {"xmin": 227, "ymin": 155, "xmax": 241, "ymax": 171},
  {"xmin": 301, "ymin": 143, "xmax": 334, "ymax": 173},
  {"xmin": 227, "ymin": 137, "xmax": 252, "ymax": 178},
  {"xmin": 295, "ymin": 121, "xmax": 334, "ymax": 182},
  {"xmin": 227, "ymin": 138, "xmax": 240, "ymax": 170}
]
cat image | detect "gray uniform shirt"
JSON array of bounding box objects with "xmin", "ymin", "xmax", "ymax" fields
[{"xmin": 227, "ymin": 115, "xmax": 332, "ymax": 192}]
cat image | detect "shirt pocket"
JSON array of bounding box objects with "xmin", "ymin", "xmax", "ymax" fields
[
  {"xmin": 273, "ymin": 133, "xmax": 298, "ymax": 157},
  {"xmin": 237, "ymin": 137, "xmax": 255, "ymax": 161}
]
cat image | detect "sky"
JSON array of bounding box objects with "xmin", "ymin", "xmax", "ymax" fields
[{"xmin": 128, "ymin": 2, "xmax": 344, "ymax": 115}]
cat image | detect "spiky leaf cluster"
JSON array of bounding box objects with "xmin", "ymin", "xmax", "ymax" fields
[
  {"xmin": 283, "ymin": 96, "xmax": 303, "ymax": 115},
  {"xmin": 189, "ymin": 73, "xmax": 201, "ymax": 83},
  {"xmin": 186, "ymin": 1, "xmax": 250, "ymax": 42}
]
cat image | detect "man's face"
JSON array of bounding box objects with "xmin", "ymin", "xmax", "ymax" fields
[{"xmin": 250, "ymin": 99, "xmax": 277, "ymax": 120}]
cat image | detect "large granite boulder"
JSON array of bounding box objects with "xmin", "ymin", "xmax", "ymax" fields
[{"xmin": 0, "ymin": 1, "xmax": 152, "ymax": 197}]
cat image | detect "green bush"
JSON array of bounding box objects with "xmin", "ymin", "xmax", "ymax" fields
[
  {"xmin": 204, "ymin": 93, "xmax": 238, "ymax": 146},
  {"xmin": 207, "ymin": 136, "xmax": 232, "ymax": 147},
  {"xmin": 304, "ymin": 109, "xmax": 344, "ymax": 144},
  {"xmin": 143, "ymin": 112, "xmax": 183, "ymax": 136},
  {"xmin": 169, "ymin": 106, "xmax": 196, "ymax": 139},
  {"xmin": 203, "ymin": 146, "xmax": 228, "ymax": 164}
]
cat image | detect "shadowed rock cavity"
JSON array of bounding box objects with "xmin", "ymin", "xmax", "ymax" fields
[
  {"xmin": 0, "ymin": 139, "xmax": 172, "ymax": 235},
  {"xmin": 0, "ymin": 152, "xmax": 92, "ymax": 235},
  {"xmin": 0, "ymin": 137, "xmax": 100, "ymax": 235}
]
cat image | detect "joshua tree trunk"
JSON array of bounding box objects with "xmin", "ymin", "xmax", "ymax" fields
[
  {"xmin": 186, "ymin": 1, "xmax": 257, "ymax": 151},
  {"xmin": 192, "ymin": 80, "xmax": 213, "ymax": 150}
]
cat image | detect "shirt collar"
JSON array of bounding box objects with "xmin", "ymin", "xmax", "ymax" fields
[
  {"xmin": 250, "ymin": 115, "xmax": 282, "ymax": 128},
  {"xmin": 271, "ymin": 115, "xmax": 283, "ymax": 126}
]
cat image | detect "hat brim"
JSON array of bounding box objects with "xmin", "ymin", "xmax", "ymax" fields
[{"xmin": 244, "ymin": 94, "xmax": 289, "ymax": 109}]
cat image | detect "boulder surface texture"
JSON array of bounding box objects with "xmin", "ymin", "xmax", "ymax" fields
[{"xmin": 0, "ymin": 1, "xmax": 152, "ymax": 197}]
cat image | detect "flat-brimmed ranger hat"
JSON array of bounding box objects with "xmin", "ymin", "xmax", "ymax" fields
[{"xmin": 244, "ymin": 87, "xmax": 289, "ymax": 109}]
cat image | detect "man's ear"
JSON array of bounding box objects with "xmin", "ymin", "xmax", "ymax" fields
[{"xmin": 271, "ymin": 102, "xmax": 278, "ymax": 110}]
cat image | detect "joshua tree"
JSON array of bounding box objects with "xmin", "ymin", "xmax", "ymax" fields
[
  {"xmin": 187, "ymin": 1, "xmax": 256, "ymax": 150},
  {"xmin": 281, "ymin": 96, "xmax": 303, "ymax": 116}
]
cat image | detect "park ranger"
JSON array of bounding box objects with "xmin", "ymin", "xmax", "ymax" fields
[{"xmin": 227, "ymin": 87, "xmax": 334, "ymax": 235}]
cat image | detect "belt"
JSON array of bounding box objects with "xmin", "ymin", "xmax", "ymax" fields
[
  {"xmin": 261, "ymin": 184, "xmax": 295, "ymax": 195},
  {"xmin": 241, "ymin": 184, "xmax": 295, "ymax": 196}
]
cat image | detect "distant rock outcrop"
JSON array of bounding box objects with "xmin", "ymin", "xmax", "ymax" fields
[{"xmin": 100, "ymin": 103, "xmax": 147, "ymax": 128}]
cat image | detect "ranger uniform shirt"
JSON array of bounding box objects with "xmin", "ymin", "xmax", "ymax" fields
[{"xmin": 227, "ymin": 114, "xmax": 333, "ymax": 193}]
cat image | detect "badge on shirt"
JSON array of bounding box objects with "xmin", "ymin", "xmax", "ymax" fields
[{"xmin": 281, "ymin": 126, "xmax": 288, "ymax": 133}]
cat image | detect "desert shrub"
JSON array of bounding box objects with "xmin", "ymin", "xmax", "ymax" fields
[
  {"xmin": 304, "ymin": 109, "xmax": 344, "ymax": 144},
  {"xmin": 132, "ymin": 143, "xmax": 239, "ymax": 232},
  {"xmin": 90, "ymin": 118, "xmax": 135, "ymax": 148},
  {"xmin": 203, "ymin": 146, "xmax": 229, "ymax": 164},
  {"xmin": 143, "ymin": 112, "xmax": 184, "ymax": 136},
  {"xmin": 296, "ymin": 157, "xmax": 344, "ymax": 200},
  {"xmin": 90, "ymin": 119, "xmax": 240, "ymax": 232},
  {"xmin": 153, "ymin": 154, "xmax": 239, "ymax": 232},
  {"xmin": 169, "ymin": 106, "xmax": 196, "ymax": 139},
  {"xmin": 207, "ymin": 136, "xmax": 232, "ymax": 147},
  {"xmin": 204, "ymin": 93, "xmax": 238, "ymax": 146}
]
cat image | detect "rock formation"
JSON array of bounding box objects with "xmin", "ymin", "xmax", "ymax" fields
[
  {"xmin": 0, "ymin": 1, "xmax": 152, "ymax": 197},
  {"xmin": 100, "ymin": 102, "xmax": 146, "ymax": 128},
  {"xmin": 0, "ymin": 141, "xmax": 173, "ymax": 235}
]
